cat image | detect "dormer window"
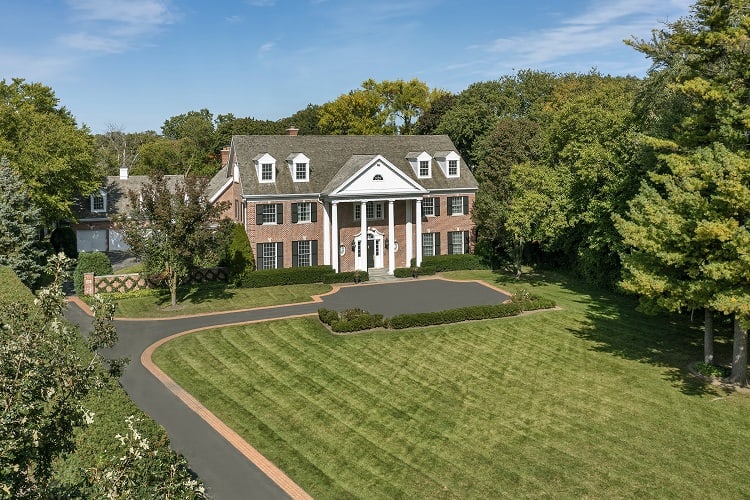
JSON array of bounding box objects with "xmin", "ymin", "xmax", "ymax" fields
[
  {"xmin": 436, "ymin": 151, "xmax": 461, "ymax": 178},
  {"xmin": 254, "ymin": 153, "xmax": 276, "ymax": 183},
  {"xmin": 287, "ymin": 153, "xmax": 310, "ymax": 182},
  {"xmin": 407, "ymin": 151, "xmax": 432, "ymax": 179},
  {"xmin": 90, "ymin": 189, "xmax": 107, "ymax": 213}
]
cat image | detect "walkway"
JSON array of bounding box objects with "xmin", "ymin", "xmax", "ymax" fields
[{"xmin": 66, "ymin": 278, "xmax": 509, "ymax": 499}]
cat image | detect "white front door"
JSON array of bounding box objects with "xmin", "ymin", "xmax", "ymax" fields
[{"xmin": 355, "ymin": 230, "xmax": 384, "ymax": 270}]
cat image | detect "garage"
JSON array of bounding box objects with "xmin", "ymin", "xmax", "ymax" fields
[{"xmin": 76, "ymin": 229, "xmax": 107, "ymax": 252}]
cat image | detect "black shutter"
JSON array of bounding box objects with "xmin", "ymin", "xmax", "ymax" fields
[
  {"xmin": 291, "ymin": 203, "xmax": 298, "ymax": 223},
  {"xmin": 292, "ymin": 241, "xmax": 299, "ymax": 267},
  {"xmin": 462, "ymin": 196, "xmax": 469, "ymax": 215},
  {"xmin": 276, "ymin": 242, "xmax": 284, "ymax": 268},
  {"xmin": 256, "ymin": 204, "xmax": 264, "ymax": 225},
  {"xmin": 310, "ymin": 203, "xmax": 317, "ymax": 222},
  {"xmin": 447, "ymin": 231, "xmax": 454, "ymax": 254},
  {"xmin": 435, "ymin": 233, "xmax": 441, "ymax": 256},
  {"xmin": 311, "ymin": 240, "xmax": 318, "ymax": 266},
  {"xmin": 434, "ymin": 198, "xmax": 440, "ymax": 216},
  {"xmin": 276, "ymin": 203, "xmax": 283, "ymax": 224},
  {"xmin": 464, "ymin": 231, "xmax": 470, "ymax": 253}
]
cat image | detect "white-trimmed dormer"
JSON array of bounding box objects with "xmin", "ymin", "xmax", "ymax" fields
[
  {"xmin": 90, "ymin": 188, "xmax": 107, "ymax": 213},
  {"xmin": 435, "ymin": 150, "xmax": 462, "ymax": 178},
  {"xmin": 286, "ymin": 152, "xmax": 310, "ymax": 182},
  {"xmin": 253, "ymin": 153, "xmax": 276, "ymax": 183},
  {"xmin": 406, "ymin": 151, "xmax": 433, "ymax": 179}
]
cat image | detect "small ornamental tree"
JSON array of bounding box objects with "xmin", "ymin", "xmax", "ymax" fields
[
  {"xmin": 0, "ymin": 157, "xmax": 46, "ymax": 288},
  {"xmin": 116, "ymin": 173, "xmax": 230, "ymax": 307}
]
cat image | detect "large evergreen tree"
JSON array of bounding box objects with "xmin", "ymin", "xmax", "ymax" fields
[{"xmin": 0, "ymin": 157, "xmax": 46, "ymax": 288}]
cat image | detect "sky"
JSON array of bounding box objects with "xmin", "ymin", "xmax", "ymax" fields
[{"xmin": 1, "ymin": 0, "xmax": 693, "ymax": 134}]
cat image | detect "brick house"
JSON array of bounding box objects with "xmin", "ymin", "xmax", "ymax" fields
[
  {"xmin": 207, "ymin": 131, "xmax": 478, "ymax": 274},
  {"xmin": 70, "ymin": 168, "xmax": 184, "ymax": 252}
]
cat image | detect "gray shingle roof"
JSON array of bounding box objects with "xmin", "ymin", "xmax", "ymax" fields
[
  {"xmin": 223, "ymin": 135, "xmax": 477, "ymax": 199},
  {"xmin": 75, "ymin": 174, "xmax": 185, "ymax": 219}
]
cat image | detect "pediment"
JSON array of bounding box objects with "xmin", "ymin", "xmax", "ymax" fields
[{"xmin": 327, "ymin": 155, "xmax": 427, "ymax": 198}]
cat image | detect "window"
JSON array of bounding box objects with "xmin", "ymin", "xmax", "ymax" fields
[
  {"xmin": 292, "ymin": 202, "xmax": 316, "ymax": 223},
  {"xmin": 422, "ymin": 232, "xmax": 441, "ymax": 257},
  {"xmin": 448, "ymin": 196, "xmax": 468, "ymax": 216},
  {"xmin": 448, "ymin": 231, "xmax": 468, "ymax": 255},
  {"xmin": 261, "ymin": 163, "xmax": 274, "ymax": 181},
  {"xmin": 295, "ymin": 162, "xmax": 308, "ymax": 181},
  {"xmin": 354, "ymin": 201, "xmax": 384, "ymax": 221},
  {"xmin": 373, "ymin": 174, "xmax": 383, "ymax": 181},
  {"xmin": 91, "ymin": 189, "xmax": 107, "ymax": 212},
  {"xmin": 258, "ymin": 242, "xmax": 283, "ymax": 270},
  {"xmin": 422, "ymin": 198, "xmax": 440, "ymax": 217},
  {"xmin": 256, "ymin": 203, "xmax": 283, "ymax": 225},
  {"xmin": 419, "ymin": 160, "xmax": 430, "ymax": 177},
  {"xmin": 293, "ymin": 240, "xmax": 318, "ymax": 267},
  {"xmin": 448, "ymin": 159, "xmax": 458, "ymax": 177}
]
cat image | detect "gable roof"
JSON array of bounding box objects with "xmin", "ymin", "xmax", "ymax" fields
[
  {"xmin": 75, "ymin": 174, "xmax": 185, "ymax": 220},
  {"xmin": 219, "ymin": 135, "xmax": 477, "ymax": 199}
]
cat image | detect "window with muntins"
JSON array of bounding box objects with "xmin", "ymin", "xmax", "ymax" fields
[
  {"xmin": 91, "ymin": 193, "xmax": 106, "ymax": 212},
  {"xmin": 296, "ymin": 241, "xmax": 311, "ymax": 267},
  {"xmin": 354, "ymin": 201, "xmax": 384, "ymax": 221},
  {"xmin": 448, "ymin": 159, "xmax": 458, "ymax": 176},
  {"xmin": 449, "ymin": 196, "xmax": 468, "ymax": 216},
  {"xmin": 419, "ymin": 160, "xmax": 430, "ymax": 177},
  {"xmin": 422, "ymin": 232, "xmax": 441, "ymax": 257},
  {"xmin": 258, "ymin": 242, "xmax": 278, "ymax": 270},
  {"xmin": 261, "ymin": 163, "xmax": 274, "ymax": 181},
  {"xmin": 258, "ymin": 204, "xmax": 279, "ymax": 224},
  {"xmin": 295, "ymin": 162, "xmax": 308, "ymax": 181},
  {"xmin": 448, "ymin": 231, "xmax": 467, "ymax": 254},
  {"xmin": 297, "ymin": 202, "xmax": 311, "ymax": 223}
]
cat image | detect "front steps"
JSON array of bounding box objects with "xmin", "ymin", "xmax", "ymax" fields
[{"xmin": 366, "ymin": 268, "xmax": 397, "ymax": 282}]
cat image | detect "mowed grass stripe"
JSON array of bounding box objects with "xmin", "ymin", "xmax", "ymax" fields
[{"xmin": 154, "ymin": 271, "xmax": 750, "ymax": 498}]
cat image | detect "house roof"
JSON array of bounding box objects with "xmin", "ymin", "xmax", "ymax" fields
[
  {"xmin": 216, "ymin": 135, "xmax": 477, "ymax": 199},
  {"xmin": 75, "ymin": 174, "xmax": 185, "ymax": 220}
]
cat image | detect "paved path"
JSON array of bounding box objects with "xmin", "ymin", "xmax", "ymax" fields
[{"xmin": 66, "ymin": 278, "xmax": 508, "ymax": 499}]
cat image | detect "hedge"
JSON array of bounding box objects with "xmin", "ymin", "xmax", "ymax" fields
[
  {"xmin": 317, "ymin": 294, "xmax": 556, "ymax": 332},
  {"xmin": 411, "ymin": 254, "xmax": 487, "ymax": 272},
  {"xmin": 239, "ymin": 265, "xmax": 333, "ymax": 287},
  {"xmin": 394, "ymin": 266, "xmax": 436, "ymax": 278},
  {"xmin": 322, "ymin": 271, "xmax": 370, "ymax": 284},
  {"xmin": 73, "ymin": 252, "xmax": 113, "ymax": 296}
]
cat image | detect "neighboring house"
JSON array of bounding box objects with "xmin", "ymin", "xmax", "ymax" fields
[
  {"xmin": 207, "ymin": 130, "xmax": 478, "ymax": 274},
  {"xmin": 71, "ymin": 168, "xmax": 184, "ymax": 252}
]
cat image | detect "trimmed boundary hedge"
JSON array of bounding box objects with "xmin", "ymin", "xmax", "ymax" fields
[
  {"xmin": 238, "ymin": 266, "xmax": 369, "ymax": 287},
  {"xmin": 317, "ymin": 294, "xmax": 556, "ymax": 333}
]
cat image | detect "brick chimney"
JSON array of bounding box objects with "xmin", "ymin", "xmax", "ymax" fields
[
  {"xmin": 286, "ymin": 126, "xmax": 299, "ymax": 136},
  {"xmin": 220, "ymin": 146, "xmax": 231, "ymax": 167}
]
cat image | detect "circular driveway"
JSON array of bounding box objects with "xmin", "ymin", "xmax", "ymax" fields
[{"xmin": 66, "ymin": 278, "xmax": 509, "ymax": 499}]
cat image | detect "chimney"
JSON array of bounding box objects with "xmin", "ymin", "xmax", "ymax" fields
[
  {"xmin": 119, "ymin": 167, "xmax": 129, "ymax": 180},
  {"xmin": 220, "ymin": 146, "xmax": 231, "ymax": 167},
  {"xmin": 286, "ymin": 126, "xmax": 299, "ymax": 136}
]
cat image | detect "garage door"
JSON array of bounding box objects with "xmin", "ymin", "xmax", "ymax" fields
[
  {"xmin": 76, "ymin": 229, "xmax": 107, "ymax": 252},
  {"xmin": 108, "ymin": 230, "xmax": 130, "ymax": 251}
]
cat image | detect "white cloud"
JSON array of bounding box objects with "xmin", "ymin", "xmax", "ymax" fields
[
  {"xmin": 225, "ymin": 15, "xmax": 243, "ymax": 24},
  {"xmin": 259, "ymin": 41, "xmax": 275, "ymax": 54},
  {"xmin": 59, "ymin": 0, "xmax": 176, "ymax": 53}
]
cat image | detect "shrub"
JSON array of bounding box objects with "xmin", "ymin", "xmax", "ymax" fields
[
  {"xmin": 318, "ymin": 308, "xmax": 339, "ymax": 325},
  {"xmin": 696, "ymin": 362, "xmax": 731, "ymax": 378},
  {"xmin": 510, "ymin": 289, "xmax": 556, "ymax": 312},
  {"xmin": 412, "ymin": 254, "xmax": 486, "ymax": 272},
  {"xmin": 73, "ymin": 252, "xmax": 113, "ymax": 296},
  {"xmin": 388, "ymin": 303, "xmax": 523, "ymax": 329},
  {"xmin": 240, "ymin": 265, "xmax": 333, "ymax": 288},
  {"xmin": 331, "ymin": 313, "xmax": 384, "ymax": 333},
  {"xmin": 394, "ymin": 266, "xmax": 435, "ymax": 278},
  {"xmin": 50, "ymin": 226, "xmax": 78, "ymax": 259},
  {"xmin": 322, "ymin": 271, "xmax": 370, "ymax": 284},
  {"xmin": 225, "ymin": 223, "xmax": 255, "ymax": 282}
]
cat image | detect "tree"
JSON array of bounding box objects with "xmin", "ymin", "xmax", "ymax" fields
[
  {"xmin": 0, "ymin": 78, "xmax": 100, "ymax": 224},
  {"xmin": 413, "ymin": 92, "xmax": 457, "ymax": 135},
  {"xmin": 0, "ymin": 157, "xmax": 46, "ymax": 288},
  {"xmin": 362, "ymin": 78, "xmax": 433, "ymax": 134},
  {"xmin": 95, "ymin": 125, "xmax": 158, "ymax": 176},
  {"xmin": 0, "ymin": 254, "xmax": 120, "ymax": 496},
  {"xmin": 223, "ymin": 222, "xmax": 255, "ymax": 282},
  {"xmin": 116, "ymin": 174, "xmax": 230, "ymax": 307},
  {"xmin": 318, "ymin": 89, "xmax": 386, "ymax": 135},
  {"xmin": 615, "ymin": 145, "xmax": 750, "ymax": 385},
  {"xmin": 627, "ymin": 0, "xmax": 750, "ymax": 151},
  {"xmin": 279, "ymin": 103, "xmax": 322, "ymax": 135}
]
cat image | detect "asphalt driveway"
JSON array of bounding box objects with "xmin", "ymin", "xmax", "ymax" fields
[{"xmin": 66, "ymin": 278, "xmax": 509, "ymax": 499}]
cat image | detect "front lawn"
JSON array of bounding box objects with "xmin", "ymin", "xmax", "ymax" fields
[
  {"xmin": 152, "ymin": 270, "xmax": 750, "ymax": 498},
  {"xmin": 111, "ymin": 282, "xmax": 331, "ymax": 318}
]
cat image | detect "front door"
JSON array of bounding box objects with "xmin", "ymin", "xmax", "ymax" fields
[{"xmin": 367, "ymin": 240, "xmax": 375, "ymax": 268}]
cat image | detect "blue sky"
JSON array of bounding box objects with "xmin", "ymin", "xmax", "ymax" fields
[{"xmin": 2, "ymin": 0, "xmax": 692, "ymax": 134}]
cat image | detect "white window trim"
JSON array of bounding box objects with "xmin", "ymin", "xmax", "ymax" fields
[
  {"xmin": 259, "ymin": 242, "xmax": 277, "ymax": 270},
  {"xmin": 91, "ymin": 189, "xmax": 107, "ymax": 213},
  {"xmin": 297, "ymin": 240, "xmax": 312, "ymax": 267},
  {"xmin": 254, "ymin": 153, "xmax": 276, "ymax": 183},
  {"xmin": 297, "ymin": 202, "xmax": 311, "ymax": 223},
  {"xmin": 261, "ymin": 204, "xmax": 277, "ymax": 224},
  {"xmin": 422, "ymin": 232, "xmax": 437, "ymax": 257},
  {"xmin": 423, "ymin": 198, "xmax": 435, "ymax": 217},
  {"xmin": 407, "ymin": 151, "xmax": 433, "ymax": 179},
  {"xmin": 287, "ymin": 153, "xmax": 310, "ymax": 182},
  {"xmin": 450, "ymin": 196, "xmax": 464, "ymax": 216},
  {"xmin": 437, "ymin": 151, "xmax": 461, "ymax": 178}
]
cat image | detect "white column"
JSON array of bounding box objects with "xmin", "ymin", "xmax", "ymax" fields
[
  {"xmin": 415, "ymin": 198, "xmax": 423, "ymax": 267},
  {"xmin": 405, "ymin": 200, "xmax": 413, "ymax": 267},
  {"xmin": 331, "ymin": 202, "xmax": 339, "ymax": 272},
  {"xmin": 359, "ymin": 200, "xmax": 367, "ymax": 271},
  {"xmin": 388, "ymin": 200, "xmax": 395, "ymax": 274},
  {"xmin": 323, "ymin": 202, "xmax": 330, "ymax": 266}
]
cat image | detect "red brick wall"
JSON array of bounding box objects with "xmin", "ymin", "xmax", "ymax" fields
[{"xmin": 244, "ymin": 193, "xmax": 475, "ymax": 272}]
